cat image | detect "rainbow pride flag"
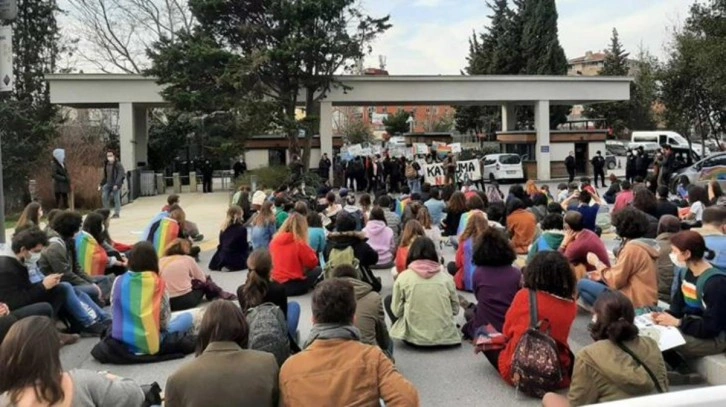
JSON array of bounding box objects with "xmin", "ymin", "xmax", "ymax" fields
[
  {"xmin": 456, "ymin": 209, "xmax": 484, "ymax": 237},
  {"xmin": 394, "ymin": 197, "xmax": 409, "ymax": 219},
  {"xmin": 462, "ymin": 238, "xmax": 477, "ymax": 291},
  {"xmin": 111, "ymin": 271, "xmax": 165, "ymax": 355},
  {"xmin": 75, "ymin": 231, "xmax": 108, "ymax": 277},
  {"xmin": 151, "ymin": 218, "xmax": 180, "ymax": 258}
]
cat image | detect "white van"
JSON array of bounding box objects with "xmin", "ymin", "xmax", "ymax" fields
[
  {"xmin": 482, "ymin": 154, "xmax": 524, "ymax": 183},
  {"xmin": 631, "ymin": 131, "xmax": 710, "ymax": 157}
]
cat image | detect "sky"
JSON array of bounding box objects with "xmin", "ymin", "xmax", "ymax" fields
[{"xmin": 361, "ymin": 0, "xmax": 695, "ymax": 75}]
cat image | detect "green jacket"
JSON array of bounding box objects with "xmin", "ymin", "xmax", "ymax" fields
[
  {"xmin": 389, "ymin": 263, "xmax": 460, "ymax": 346},
  {"xmin": 567, "ymin": 337, "xmax": 668, "ymax": 406},
  {"xmin": 526, "ymin": 230, "xmax": 565, "ymax": 265}
]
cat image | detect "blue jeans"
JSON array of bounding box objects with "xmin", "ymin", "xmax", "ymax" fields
[
  {"xmin": 162, "ymin": 312, "xmax": 194, "ymax": 339},
  {"xmin": 407, "ymin": 178, "xmax": 421, "ymax": 194},
  {"xmin": 102, "ymin": 186, "xmax": 121, "ymax": 215},
  {"xmin": 577, "ymin": 279, "xmax": 610, "ymax": 306},
  {"xmin": 75, "ymin": 276, "xmax": 112, "ymax": 305},
  {"xmin": 287, "ymin": 301, "xmax": 301, "ymax": 336},
  {"xmin": 58, "ymin": 282, "xmax": 109, "ymax": 327}
]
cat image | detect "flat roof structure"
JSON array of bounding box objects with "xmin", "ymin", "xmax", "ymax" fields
[{"xmin": 46, "ymin": 73, "xmax": 631, "ymax": 180}]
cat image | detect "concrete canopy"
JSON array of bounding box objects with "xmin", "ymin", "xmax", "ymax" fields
[{"xmin": 46, "ymin": 73, "xmax": 631, "ymax": 180}]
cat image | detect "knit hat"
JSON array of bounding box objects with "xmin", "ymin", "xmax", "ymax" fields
[
  {"xmin": 339, "ymin": 188, "xmax": 349, "ymax": 197},
  {"xmin": 252, "ymin": 190, "xmax": 266, "ymax": 206}
]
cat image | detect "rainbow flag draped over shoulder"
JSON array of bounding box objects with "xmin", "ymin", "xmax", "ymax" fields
[
  {"xmin": 462, "ymin": 238, "xmax": 477, "ymax": 292},
  {"xmin": 111, "ymin": 271, "xmax": 165, "ymax": 355},
  {"xmin": 150, "ymin": 218, "xmax": 180, "ymax": 258},
  {"xmin": 75, "ymin": 231, "xmax": 108, "ymax": 277},
  {"xmin": 394, "ymin": 198, "xmax": 409, "ymax": 219},
  {"xmin": 457, "ymin": 210, "xmax": 485, "ymax": 237}
]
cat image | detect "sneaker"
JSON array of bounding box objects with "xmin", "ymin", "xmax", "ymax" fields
[
  {"xmin": 667, "ymin": 370, "xmax": 705, "ymax": 386},
  {"xmin": 59, "ymin": 333, "xmax": 81, "ymax": 347},
  {"xmin": 193, "ymin": 234, "xmax": 205, "ymax": 242},
  {"xmin": 80, "ymin": 322, "xmax": 107, "ymax": 337},
  {"xmin": 111, "ymin": 214, "xmax": 120, "ymax": 219}
]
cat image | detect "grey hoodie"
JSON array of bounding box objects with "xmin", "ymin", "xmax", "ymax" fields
[{"xmin": 53, "ymin": 148, "xmax": 65, "ymax": 167}]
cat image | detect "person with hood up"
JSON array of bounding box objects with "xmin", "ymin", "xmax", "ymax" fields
[
  {"xmin": 526, "ymin": 214, "xmax": 566, "ymax": 265},
  {"xmin": 99, "ymin": 150, "xmax": 125, "ymax": 218},
  {"xmin": 332, "ymin": 264, "xmax": 393, "ymax": 358},
  {"xmin": 269, "ymin": 214, "xmax": 321, "ymax": 296},
  {"xmin": 579, "ymin": 208, "xmax": 660, "ymax": 309},
  {"xmin": 51, "ymin": 149, "xmax": 71, "ymax": 209},
  {"xmin": 362, "ymin": 207, "xmax": 395, "ymax": 269},
  {"xmin": 341, "ymin": 195, "xmax": 364, "ymax": 231},
  {"xmin": 543, "ymin": 291, "xmax": 667, "ymax": 407},
  {"xmin": 324, "ymin": 213, "xmax": 380, "ymax": 292},
  {"xmin": 385, "ymin": 237, "xmax": 461, "ymax": 347}
]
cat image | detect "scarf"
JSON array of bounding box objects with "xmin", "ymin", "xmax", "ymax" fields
[{"xmin": 303, "ymin": 323, "xmax": 361, "ymax": 349}]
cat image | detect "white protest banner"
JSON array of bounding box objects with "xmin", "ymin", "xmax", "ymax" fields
[
  {"xmin": 347, "ymin": 144, "xmax": 363, "ymax": 156},
  {"xmin": 359, "ymin": 147, "xmax": 372, "ymax": 157},
  {"xmin": 371, "ymin": 145, "xmax": 382, "ymax": 156},
  {"xmin": 371, "ymin": 112, "xmax": 388, "ymax": 125},
  {"xmin": 414, "ymin": 143, "xmax": 429, "ymax": 155},
  {"xmin": 449, "ymin": 143, "xmax": 462, "ymax": 154},
  {"xmin": 388, "ymin": 145, "xmax": 407, "ymax": 158},
  {"xmin": 424, "ymin": 159, "xmax": 482, "ymax": 185}
]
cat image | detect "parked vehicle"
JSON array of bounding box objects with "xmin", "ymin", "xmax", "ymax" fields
[
  {"xmin": 631, "ymin": 131, "xmax": 710, "ymax": 157},
  {"xmin": 670, "ymin": 152, "xmax": 726, "ymax": 193},
  {"xmin": 605, "ymin": 153, "xmax": 617, "ymax": 170},
  {"xmin": 481, "ymin": 154, "xmax": 524, "ymax": 183}
]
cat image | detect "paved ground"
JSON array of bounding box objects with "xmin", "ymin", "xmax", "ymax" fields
[{"xmin": 52, "ymin": 182, "xmax": 695, "ymax": 406}]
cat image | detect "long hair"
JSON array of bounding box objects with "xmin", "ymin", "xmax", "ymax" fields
[
  {"xmin": 590, "ymin": 291, "xmax": 639, "ymax": 342},
  {"xmin": 82, "ymin": 212, "xmax": 105, "ymax": 244},
  {"xmin": 447, "ymin": 191, "xmax": 467, "ymax": 214},
  {"xmin": 400, "ymin": 220, "xmax": 425, "ymax": 248},
  {"xmin": 252, "ymin": 201, "xmax": 276, "ymax": 227},
  {"xmin": 94, "ymin": 208, "xmax": 113, "ymax": 243},
  {"xmin": 525, "ymin": 180, "xmax": 539, "ymax": 197},
  {"xmin": 0, "ymin": 317, "xmax": 64, "ymax": 405},
  {"xmin": 16, "ymin": 202, "xmax": 42, "ymax": 230},
  {"xmin": 239, "ymin": 249, "xmax": 272, "ymax": 311},
  {"xmin": 164, "ymin": 238, "xmax": 191, "ymax": 257},
  {"xmin": 416, "ymin": 206, "xmax": 433, "ymax": 229},
  {"xmin": 276, "ymin": 213, "xmax": 309, "ymax": 243},
  {"xmin": 222, "ymin": 205, "xmax": 243, "ymax": 231},
  {"xmin": 460, "ymin": 211, "xmax": 489, "ymax": 242},
  {"xmin": 196, "ymin": 300, "xmax": 249, "ymax": 356}
]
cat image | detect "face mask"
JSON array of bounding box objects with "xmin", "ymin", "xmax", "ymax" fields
[
  {"xmin": 107, "ymin": 156, "xmax": 115, "ymax": 162},
  {"xmin": 27, "ymin": 251, "xmax": 42, "ymax": 265},
  {"xmin": 670, "ymin": 252, "xmax": 687, "ymax": 268}
]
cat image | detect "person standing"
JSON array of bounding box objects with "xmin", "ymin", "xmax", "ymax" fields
[
  {"xmin": 232, "ymin": 157, "xmax": 247, "ymax": 179},
  {"xmin": 658, "ymin": 145, "xmax": 675, "ymax": 187},
  {"xmin": 591, "ymin": 151, "xmax": 606, "ymax": 188},
  {"xmin": 565, "ymin": 151, "xmax": 576, "ymax": 183},
  {"xmin": 445, "ymin": 153, "xmax": 457, "ymax": 186},
  {"xmin": 201, "ymin": 159, "xmax": 214, "ymax": 193},
  {"xmin": 51, "ymin": 149, "xmax": 71, "ymax": 209},
  {"xmin": 99, "ymin": 150, "xmax": 125, "ymax": 218},
  {"xmin": 625, "ymin": 150, "xmax": 636, "ymax": 183},
  {"xmin": 318, "ymin": 153, "xmax": 331, "ymax": 180},
  {"xmin": 635, "ymin": 146, "xmax": 649, "ymax": 180}
]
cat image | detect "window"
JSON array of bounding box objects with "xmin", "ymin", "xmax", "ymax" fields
[
  {"xmin": 269, "ymin": 149, "xmax": 286, "ymax": 166},
  {"xmin": 499, "ymin": 154, "xmax": 522, "ymax": 165}
]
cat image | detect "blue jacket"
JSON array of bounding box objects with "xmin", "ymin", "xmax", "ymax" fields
[{"xmin": 250, "ymin": 223, "xmax": 276, "ymax": 251}]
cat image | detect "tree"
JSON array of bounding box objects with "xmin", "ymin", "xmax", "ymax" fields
[
  {"xmin": 383, "ymin": 110, "xmax": 411, "ymax": 135},
  {"xmin": 0, "ymin": 0, "xmax": 65, "ymax": 210},
  {"xmin": 341, "ymin": 118, "xmax": 373, "ymax": 145},
  {"xmin": 151, "ymin": 0, "xmax": 390, "ymax": 170},
  {"xmin": 520, "ymin": 0, "xmax": 568, "ymax": 76},
  {"xmin": 629, "ymin": 48, "xmax": 657, "ymax": 132},
  {"xmin": 599, "ymin": 29, "xmax": 630, "ymax": 76}
]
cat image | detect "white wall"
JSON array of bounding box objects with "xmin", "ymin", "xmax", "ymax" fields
[
  {"xmin": 244, "ymin": 150, "xmax": 269, "ymax": 170},
  {"xmin": 551, "ymin": 143, "xmax": 573, "ymax": 161}
]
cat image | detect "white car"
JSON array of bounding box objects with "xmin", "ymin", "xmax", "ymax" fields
[{"xmin": 482, "ymin": 153, "xmax": 524, "ymax": 183}]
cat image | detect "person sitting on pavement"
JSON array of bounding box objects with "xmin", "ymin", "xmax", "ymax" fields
[
  {"xmin": 655, "ymin": 185, "xmax": 679, "ymax": 219},
  {"xmin": 0, "ymin": 317, "xmax": 145, "ymax": 406},
  {"xmin": 94, "ymin": 208, "xmax": 132, "ymax": 254},
  {"xmin": 110, "ymin": 242, "xmax": 194, "ymax": 356},
  {"xmin": 506, "ymin": 198, "xmax": 537, "ymax": 254},
  {"xmin": 161, "ymin": 194, "xmax": 204, "ymax": 242},
  {"xmin": 655, "ymin": 215, "xmax": 682, "ymax": 303},
  {"xmin": 681, "ymin": 185, "xmax": 709, "ymax": 227},
  {"xmin": 526, "ymin": 213, "xmax": 566, "ymax": 265},
  {"xmin": 559, "ymin": 211, "xmax": 610, "ymax": 278},
  {"xmin": 306, "ymin": 212, "xmax": 327, "ymax": 266},
  {"xmin": 239, "ymin": 249, "xmax": 300, "ymax": 342},
  {"xmin": 460, "ymin": 228, "xmax": 521, "ymax": 339},
  {"xmin": 332, "ymin": 264, "xmax": 393, "ymax": 358},
  {"xmin": 580, "ymin": 208, "xmax": 659, "ymax": 309},
  {"xmin": 39, "ymin": 211, "xmax": 112, "ymax": 306},
  {"xmin": 250, "ymin": 201, "xmax": 277, "ymax": 251},
  {"xmin": 561, "ymin": 190, "xmax": 602, "ymax": 233},
  {"xmin": 362, "ymin": 207, "xmax": 395, "ymax": 269},
  {"xmin": 341, "ymin": 195, "xmax": 364, "ymax": 231},
  {"xmin": 447, "ymin": 211, "xmax": 488, "ymax": 292},
  {"xmin": 386, "ymin": 237, "xmax": 461, "ymax": 347},
  {"xmin": 324, "ymin": 212, "xmax": 380, "ymax": 292},
  {"xmin": 146, "ymin": 205, "xmax": 202, "ymax": 260},
  {"xmin": 274, "ymin": 195, "xmax": 290, "ymax": 229},
  {"xmin": 543, "ymin": 291, "xmax": 667, "ymax": 407},
  {"xmin": 269, "ymin": 213, "xmax": 321, "ymax": 296},
  {"xmin": 603, "ymin": 174, "xmax": 621, "ymax": 204},
  {"xmin": 556, "ymin": 183, "xmax": 569, "ymax": 203},
  {"xmin": 654, "ymin": 230, "xmax": 726, "ymax": 385},
  {"xmin": 81, "ymin": 212, "xmax": 128, "ymax": 276},
  {"xmin": 691, "ymin": 206, "xmax": 726, "ymax": 269},
  {"xmin": 456, "ymin": 195, "xmax": 486, "ymax": 238},
  {"xmin": 15, "ymin": 202, "xmax": 43, "ymax": 231},
  {"xmin": 209, "ymin": 205, "xmax": 249, "ymax": 271},
  {"xmin": 612, "ymin": 180, "xmax": 634, "ymax": 214},
  {"xmin": 376, "ymin": 195, "xmax": 401, "ymax": 243},
  {"xmin": 632, "ymin": 186, "xmax": 660, "ymax": 238},
  {"xmin": 279, "ymin": 279, "xmax": 419, "ymax": 406},
  {"xmin": 528, "ymin": 193, "xmax": 548, "ymax": 223},
  {"xmin": 442, "ymin": 191, "xmax": 467, "ymax": 239},
  {"xmin": 165, "ymin": 300, "xmax": 280, "ymax": 407},
  {"xmin": 424, "ymin": 187, "xmax": 446, "ymax": 227},
  {"xmin": 394, "ymin": 220, "xmax": 426, "ymax": 277},
  {"xmin": 417, "ymin": 207, "xmax": 442, "ymax": 259},
  {"xmin": 487, "ymin": 250, "xmax": 577, "ymax": 390}
]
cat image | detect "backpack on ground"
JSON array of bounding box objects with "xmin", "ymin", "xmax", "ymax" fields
[
  {"xmin": 246, "ymin": 303, "xmax": 290, "ymax": 366},
  {"xmin": 511, "ymin": 290, "xmax": 566, "ymax": 398},
  {"xmin": 405, "ymin": 164, "xmax": 418, "ymax": 179}
]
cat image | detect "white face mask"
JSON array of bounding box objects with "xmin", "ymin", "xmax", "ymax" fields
[
  {"xmin": 27, "ymin": 251, "xmax": 42, "ymax": 265},
  {"xmin": 107, "ymin": 156, "xmax": 115, "ymax": 162},
  {"xmin": 670, "ymin": 252, "xmax": 687, "ymax": 268}
]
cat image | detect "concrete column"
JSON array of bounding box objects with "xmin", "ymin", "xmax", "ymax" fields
[
  {"xmin": 118, "ymin": 103, "xmax": 136, "ymax": 172},
  {"xmin": 319, "ymin": 101, "xmax": 333, "ymax": 181},
  {"xmin": 501, "ymin": 103, "xmax": 517, "ymax": 132},
  {"xmin": 133, "ymin": 105, "xmax": 148, "ymax": 166},
  {"xmin": 534, "ymin": 100, "xmax": 551, "ymax": 181}
]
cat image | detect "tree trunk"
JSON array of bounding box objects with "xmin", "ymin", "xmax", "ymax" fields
[{"xmin": 302, "ymin": 86, "xmax": 319, "ymax": 171}]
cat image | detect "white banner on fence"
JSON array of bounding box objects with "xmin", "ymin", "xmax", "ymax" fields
[
  {"xmin": 414, "ymin": 143, "xmax": 429, "ymax": 155},
  {"xmin": 449, "ymin": 143, "xmax": 462, "ymax": 154},
  {"xmin": 347, "ymin": 144, "xmax": 363, "ymax": 156},
  {"xmin": 424, "ymin": 159, "xmax": 482, "ymax": 185}
]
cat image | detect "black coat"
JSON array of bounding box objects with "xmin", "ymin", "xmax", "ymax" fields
[
  {"xmin": 209, "ymin": 224, "xmax": 249, "ymax": 271},
  {"xmin": 0, "ymin": 255, "xmax": 47, "ymax": 310},
  {"xmin": 564, "ymin": 156, "xmax": 576, "ymax": 172},
  {"xmin": 591, "ymin": 156, "xmax": 605, "ymax": 171},
  {"xmin": 52, "ymin": 159, "xmax": 71, "ymax": 194}
]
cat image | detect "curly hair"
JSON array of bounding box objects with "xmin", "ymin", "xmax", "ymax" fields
[
  {"xmin": 524, "ymin": 251, "xmax": 576, "ymax": 299},
  {"xmin": 447, "ymin": 191, "xmax": 467, "ymax": 214},
  {"xmin": 632, "ymin": 186, "xmax": 657, "ymax": 216},
  {"xmin": 473, "ymin": 228, "xmax": 516, "ymax": 267},
  {"xmin": 612, "ymin": 207, "xmax": 649, "ymax": 239}
]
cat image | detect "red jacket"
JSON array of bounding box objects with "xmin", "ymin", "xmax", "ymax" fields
[
  {"xmin": 270, "ymin": 232, "xmax": 319, "ymax": 284},
  {"xmin": 395, "ymin": 246, "xmax": 409, "ymax": 274},
  {"xmin": 498, "ymin": 289, "xmax": 577, "ymax": 389}
]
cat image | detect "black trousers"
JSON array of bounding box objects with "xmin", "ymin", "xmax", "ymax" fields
[
  {"xmin": 567, "ymin": 170, "xmax": 575, "ymax": 183},
  {"xmin": 170, "ymin": 289, "xmax": 205, "ymax": 312},
  {"xmin": 281, "ymin": 268, "xmax": 322, "ymax": 296},
  {"xmin": 593, "ymin": 169, "xmax": 606, "ymax": 187},
  {"xmin": 0, "ymin": 302, "xmax": 54, "ymax": 343},
  {"xmin": 384, "ymin": 294, "xmax": 397, "ymax": 325},
  {"xmin": 202, "ymin": 176, "xmax": 212, "ymax": 193},
  {"xmin": 55, "ymin": 192, "xmax": 69, "ymax": 209}
]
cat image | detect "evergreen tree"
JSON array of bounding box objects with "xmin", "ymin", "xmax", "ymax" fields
[
  {"xmin": 520, "ymin": 0, "xmax": 567, "ymax": 75},
  {"xmin": 600, "ymin": 28, "xmax": 630, "ymax": 76},
  {"xmin": 0, "ymin": 0, "xmax": 64, "ymax": 208},
  {"xmin": 383, "ymin": 110, "xmax": 411, "ymax": 135}
]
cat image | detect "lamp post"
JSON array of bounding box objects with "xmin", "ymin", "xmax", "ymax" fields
[{"xmin": 0, "ymin": 0, "xmax": 17, "ymax": 245}]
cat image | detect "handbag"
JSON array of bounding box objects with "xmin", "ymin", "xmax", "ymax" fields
[{"xmin": 616, "ymin": 342, "xmax": 664, "ymax": 393}]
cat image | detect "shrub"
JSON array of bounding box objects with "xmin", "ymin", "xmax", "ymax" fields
[{"xmin": 237, "ymin": 165, "xmax": 323, "ymax": 195}]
